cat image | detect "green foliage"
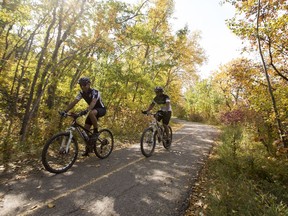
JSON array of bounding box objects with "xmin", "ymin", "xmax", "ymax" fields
[
  {"xmin": 183, "ymin": 79, "xmax": 225, "ymax": 123},
  {"xmin": 0, "ymin": 0, "xmax": 206, "ymax": 164},
  {"xmin": 198, "ymin": 125, "xmax": 288, "ymax": 216}
]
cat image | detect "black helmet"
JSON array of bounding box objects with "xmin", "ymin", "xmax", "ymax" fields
[
  {"xmin": 154, "ymin": 86, "xmax": 164, "ymax": 93},
  {"xmin": 78, "ymin": 77, "xmax": 90, "ymax": 85}
]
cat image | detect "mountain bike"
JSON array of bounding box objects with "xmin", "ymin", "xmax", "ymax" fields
[
  {"xmin": 41, "ymin": 112, "xmax": 114, "ymax": 174},
  {"xmin": 140, "ymin": 111, "xmax": 172, "ymax": 157}
]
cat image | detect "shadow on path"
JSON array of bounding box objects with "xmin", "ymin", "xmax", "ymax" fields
[{"xmin": 0, "ymin": 119, "xmax": 220, "ymax": 216}]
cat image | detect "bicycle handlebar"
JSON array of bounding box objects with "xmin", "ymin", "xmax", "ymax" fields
[
  {"xmin": 142, "ymin": 111, "xmax": 154, "ymax": 115},
  {"xmin": 59, "ymin": 111, "xmax": 82, "ymax": 119},
  {"xmin": 142, "ymin": 111, "xmax": 161, "ymax": 119}
]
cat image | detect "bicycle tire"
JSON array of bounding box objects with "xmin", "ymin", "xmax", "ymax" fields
[
  {"xmin": 41, "ymin": 132, "xmax": 78, "ymax": 174},
  {"xmin": 140, "ymin": 127, "xmax": 156, "ymax": 157},
  {"xmin": 163, "ymin": 126, "xmax": 173, "ymax": 149},
  {"xmin": 94, "ymin": 129, "xmax": 114, "ymax": 159}
]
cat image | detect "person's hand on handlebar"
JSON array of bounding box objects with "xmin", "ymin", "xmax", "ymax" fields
[
  {"xmin": 142, "ymin": 110, "xmax": 148, "ymax": 114},
  {"xmin": 59, "ymin": 111, "xmax": 67, "ymax": 117}
]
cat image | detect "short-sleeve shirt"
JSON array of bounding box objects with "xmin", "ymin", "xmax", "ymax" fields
[
  {"xmin": 152, "ymin": 94, "xmax": 172, "ymax": 112},
  {"xmin": 75, "ymin": 88, "xmax": 105, "ymax": 109}
]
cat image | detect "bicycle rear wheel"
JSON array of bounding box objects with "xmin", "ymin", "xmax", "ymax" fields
[
  {"xmin": 94, "ymin": 129, "xmax": 114, "ymax": 159},
  {"xmin": 163, "ymin": 126, "xmax": 173, "ymax": 149},
  {"xmin": 41, "ymin": 132, "xmax": 78, "ymax": 174},
  {"xmin": 140, "ymin": 127, "xmax": 156, "ymax": 157}
]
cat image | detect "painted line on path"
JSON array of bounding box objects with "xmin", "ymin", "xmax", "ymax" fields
[{"xmin": 21, "ymin": 123, "xmax": 191, "ymax": 216}]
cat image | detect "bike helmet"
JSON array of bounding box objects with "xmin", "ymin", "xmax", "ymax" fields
[
  {"xmin": 78, "ymin": 77, "xmax": 90, "ymax": 85},
  {"xmin": 154, "ymin": 86, "xmax": 164, "ymax": 93}
]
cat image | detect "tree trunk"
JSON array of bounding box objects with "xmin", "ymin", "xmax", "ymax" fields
[
  {"xmin": 256, "ymin": 0, "xmax": 287, "ymax": 148},
  {"xmin": 20, "ymin": 6, "xmax": 57, "ymax": 143}
]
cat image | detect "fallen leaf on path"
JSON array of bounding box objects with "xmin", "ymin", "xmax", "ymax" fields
[{"xmin": 47, "ymin": 203, "xmax": 55, "ymax": 208}]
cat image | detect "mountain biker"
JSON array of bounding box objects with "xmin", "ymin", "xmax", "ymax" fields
[
  {"xmin": 142, "ymin": 86, "xmax": 172, "ymax": 142},
  {"xmin": 60, "ymin": 77, "xmax": 106, "ymax": 156}
]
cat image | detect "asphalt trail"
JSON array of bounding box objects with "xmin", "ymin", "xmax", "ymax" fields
[{"xmin": 0, "ymin": 119, "xmax": 219, "ymax": 216}]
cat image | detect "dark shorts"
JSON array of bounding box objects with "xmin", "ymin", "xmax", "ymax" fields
[
  {"xmin": 156, "ymin": 110, "xmax": 172, "ymax": 125},
  {"xmin": 85, "ymin": 107, "xmax": 106, "ymax": 125}
]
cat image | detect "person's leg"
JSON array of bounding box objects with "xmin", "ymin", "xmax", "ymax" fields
[
  {"xmin": 84, "ymin": 116, "xmax": 93, "ymax": 132},
  {"xmin": 88, "ymin": 109, "xmax": 99, "ymax": 133},
  {"xmin": 163, "ymin": 124, "xmax": 169, "ymax": 138},
  {"xmin": 162, "ymin": 111, "xmax": 172, "ymax": 139},
  {"xmin": 82, "ymin": 123, "xmax": 93, "ymax": 156},
  {"xmin": 82, "ymin": 116, "xmax": 96, "ymax": 156},
  {"xmin": 89, "ymin": 108, "xmax": 106, "ymax": 133},
  {"xmin": 84, "ymin": 124, "xmax": 92, "ymax": 131}
]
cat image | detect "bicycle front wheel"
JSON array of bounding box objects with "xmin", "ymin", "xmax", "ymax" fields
[
  {"xmin": 94, "ymin": 129, "xmax": 114, "ymax": 159},
  {"xmin": 140, "ymin": 127, "xmax": 156, "ymax": 157},
  {"xmin": 41, "ymin": 132, "xmax": 78, "ymax": 174}
]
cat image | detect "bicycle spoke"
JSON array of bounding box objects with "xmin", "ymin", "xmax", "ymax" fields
[
  {"xmin": 42, "ymin": 133, "xmax": 78, "ymax": 173},
  {"xmin": 163, "ymin": 126, "xmax": 173, "ymax": 149},
  {"xmin": 94, "ymin": 129, "xmax": 114, "ymax": 159},
  {"xmin": 140, "ymin": 127, "xmax": 156, "ymax": 157}
]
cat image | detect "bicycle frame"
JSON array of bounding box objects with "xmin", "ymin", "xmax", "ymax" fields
[
  {"xmin": 62, "ymin": 114, "xmax": 93, "ymax": 149},
  {"xmin": 42, "ymin": 112, "xmax": 114, "ymax": 173},
  {"xmin": 60, "ymin": 127, "xmax": 74, "ymax": 153},
  {"xmin": 73, "ymin": 122, "xmax": 92, "ymax": 142},
  {"xmin": 140, "ymin": 111, "xmax": 172, "ymax": 157},
  {"xmin": 148, "ymin": 113, "xmax": 165, "ymax": 142}
]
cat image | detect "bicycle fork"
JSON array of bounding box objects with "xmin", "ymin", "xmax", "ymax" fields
[
  {"xmin": 154, "ymin": 124, "xmax": 163, "ymax": 143},
  {"xmin": 60, "ymin": 127, "xmax": 74, "ymax": 153}
]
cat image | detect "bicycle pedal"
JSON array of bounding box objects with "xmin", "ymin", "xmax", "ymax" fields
[
  {"xmin": 82, "ymin": 151, "xmax": 90, "ymax": 157},
  {"xmin": 90, "ymin": 132, "xmax": 100, "ymax": 141}
]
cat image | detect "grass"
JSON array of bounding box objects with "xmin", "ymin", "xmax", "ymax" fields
[{"xmin": 185, "ymin": 125, "xmax": 288, "ymax": 216}]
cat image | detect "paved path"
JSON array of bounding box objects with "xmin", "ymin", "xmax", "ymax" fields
[{"xmin": 0, "ymin": 119, "xmax": 219, "ymax": 216}]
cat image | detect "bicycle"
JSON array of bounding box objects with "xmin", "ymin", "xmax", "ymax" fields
[
  {"xmin": 41, "ymin": 112, "xmax": 114, "ymax": 174},
  {"xmin": 140, "ymin": 111, "xmax": 172, "ymax": 157}
]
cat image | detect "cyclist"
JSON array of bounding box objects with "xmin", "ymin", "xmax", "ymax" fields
[
  {"xmin": 142, "ymin": 86, "xmax": 172, "ymax": 142},
  {"xmin": 60, "ymin": 77, "xmax": 106, "ymax": 156}
]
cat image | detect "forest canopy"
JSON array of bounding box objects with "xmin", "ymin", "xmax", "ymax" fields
[
  {"xmin": 0, "ymin": 0, "xmax": 287, "ymax": 163},
  {"xmin": 0, "ymin": 0, "xmax": 206, "ymax": 161}
]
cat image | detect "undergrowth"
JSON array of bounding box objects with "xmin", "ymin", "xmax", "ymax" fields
[{"xmin": 186, "ymin": 125, "xmax": 288, "ymax": 216}]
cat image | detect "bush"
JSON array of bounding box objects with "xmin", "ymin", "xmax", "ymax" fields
[{"xmin": 187, "ymin": 125, "xmax": 288, "ymax": 216}]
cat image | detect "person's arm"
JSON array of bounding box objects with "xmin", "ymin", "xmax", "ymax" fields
[
  {"xmin": 87, "ymin": 98, "xmax": 97, "ymax": 112},
  {"xmin": 146, "ymin": 103, "xmax": 155, "ymax": 112},
  {"xmin": 85, "ymin": 89, "xmax": 100, "ymax": 112},
  {"xmin": 142, "ymin": 102, "xmax": 155, "ymax": 114},
  {"xmin": 165, "ymin": 99, "xmax": 171, "ymax": 111},
  {"xmin": 65, "ymin": 99, "xmax": 79, "ymax": 112}
]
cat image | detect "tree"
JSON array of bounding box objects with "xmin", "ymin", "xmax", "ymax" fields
[
  {"xmin": 184, "ymin": 79, "xmax": 225, "ymax": 123},
  {"xmin": 0, "ymin": 0, "xmax": 206, "ymax": 162},
  {"xmin": 222, "ymin": 0, "xmax": 288, "ymax": 147}
]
